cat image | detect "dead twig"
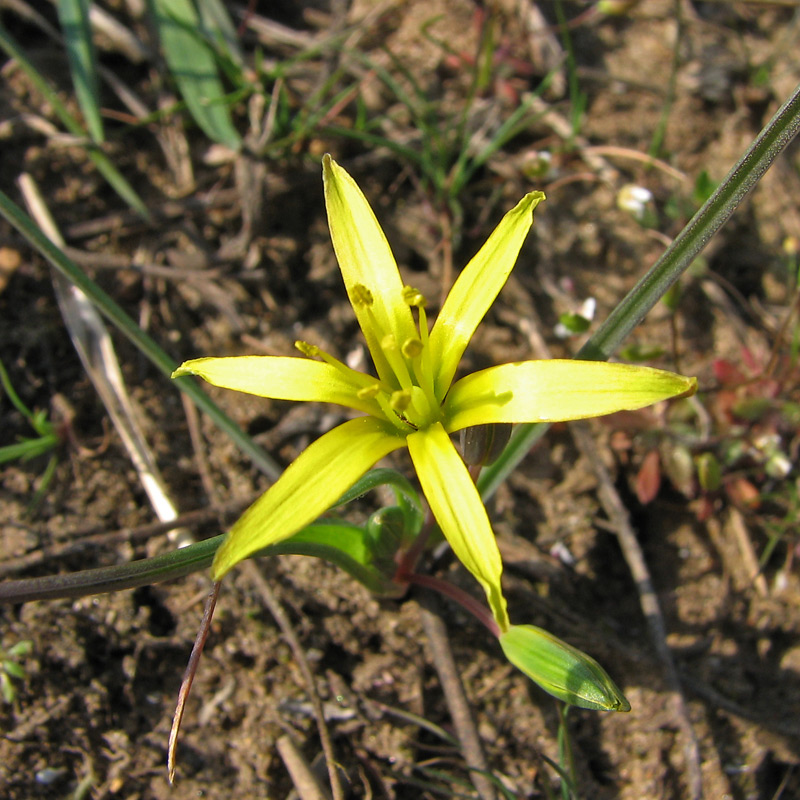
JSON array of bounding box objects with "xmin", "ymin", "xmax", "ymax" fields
[
  {"xmin": 243, "ymin": 560, "xmax": 345, "ymax": 800},
  {"xmin": 415, "ymin": 590, "xmax": 496, "ymax": 800},
  {"xmin": 168, "ymin": 580, "xmax": 221, "ymax": 783},
  {"xmin": 570, "ymin": 420, "xmax": 704, "ymax": 800},
  {"xmin": 277, "ymin": 734, "xmax": 332, "ymax": 800}
]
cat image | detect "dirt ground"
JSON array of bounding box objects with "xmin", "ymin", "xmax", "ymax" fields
[{"xmin": 1, "ymin": 1, "xmax": 800, "ymax": 798}]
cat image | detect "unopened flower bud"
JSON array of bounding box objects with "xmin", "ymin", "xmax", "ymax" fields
[
  {"xmin": 499, "ymin": 624, "xmax": 631, "ymax": 712},
  {"xmin": 460, "ymin": 423, "xmax": 513, "ymax": 467},
  {"xmin": 695, "ymin": 452, "xmax": 721, "ymax": 492}
]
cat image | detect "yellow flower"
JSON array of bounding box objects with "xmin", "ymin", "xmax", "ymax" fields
[{"xmin": 173, "ymin": 156, "xmax": 696, "ymax": 631}]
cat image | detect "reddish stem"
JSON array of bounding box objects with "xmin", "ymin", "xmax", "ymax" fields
[{"xmin": 408, "ymin": 572, "xmax": 500, "ymax": 638}]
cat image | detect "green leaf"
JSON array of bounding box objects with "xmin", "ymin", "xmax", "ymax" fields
[
  {"xmin": 7, "ymin": 641, "xmax": 33, "ymax": 658},
  {"xmin": 264, "ymin": 522, "xmax": 402, "ymax": 595},
  {"xmin": 693, "ymin": 170, "xmax": 718, "ymax": 207},
  {"xmin": 695, "ymin": 452, "xmax": 722, "ymax": 492},
  {"xmin": 334, "ymin": 467, "xmax": 423, "ymax": 536},
  {"xmin": 149, "ymin": 0, "xmax": 242, "ymax": 149},
  {"xmin": 56, "ymin": 0, "xmax": 104, "ymax": 142},
  {"xmin": 0, "ymin": 434, "xmax": 60, "ymax": 464},
  {"xmin": 618, "ymin": 343, "xmax": 666, "ymax": 362},
  {"xmin": 1, "ymin": 673, "xmax": 15, "ymax": 704},
  {"xmin": 558, "ymin": 311, "xmax": 592, "ymax": 334},
  {"xmin": 3, "ymin": 661, "xmax": 26, "ymax": 680}
]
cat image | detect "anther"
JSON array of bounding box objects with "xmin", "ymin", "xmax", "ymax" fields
[
  {"xmin": 402, "ymin": 338, "xmax": 423, "ymax": 359},
  {"xmin": 403, "ymin": 285, "xmax": 427, "ymax": 309},
  {"xmin": 357, "ymin": 384, "xmax": 381, "ymax": 400},
  {"xmin": 351, "ymin": 284, "xmax": 374, "ymax": 307},
  {"xmin": 390, "ymin": 390, "xmax": 411, "ymax": 412},
  {"xmin": 295, "ymin": 341, "xmax": 320, "ymax": 358}
]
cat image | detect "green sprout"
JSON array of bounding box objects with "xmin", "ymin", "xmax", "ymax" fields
[
  {"xmin": 0, "ymin": 360, "xmax": 62, "ymax": 506},
  {"xmin": 1, "ymin": 640, "xmax": 33, "ymax": 704}
]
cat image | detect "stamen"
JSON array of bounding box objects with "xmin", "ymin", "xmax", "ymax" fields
[
  {"xmin": 357, "ymin": 384, "xmax": 381, "ymax": 400},
  {"xmin": 374, "ymin": 391, "xmax": 411, "ymax": 433},
  {"xmin": 390, "ymin": 390, "xmax": 411, "ymax": 412},
  {"xmin": 381, "ymin": 334, "xmax": 413, "ymax": 391},
  {"xmin": 295, "ymin": 340, "xmax": 380, "ymax": 393},
  {"xmin": 295, "ymin": 340, "xmax": 320, "ymax": 358},
  {"xmin": 416, "ymin": 304, "xmax": 429, "ymax": 347},
  {"xmin": 403, "ymin": 285, "xmax": 426, "ymax": 309},
  {"xmin": 408, "ymin": 385, "xmax": 433, "ymax": 422},
  {"xmin": 400, "ymin": 288, "xmax": 438, "ymax": 411}
]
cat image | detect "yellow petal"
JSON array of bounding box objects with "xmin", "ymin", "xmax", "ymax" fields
[
  {"xmin": 212, "ymin": 417, "xmax": 405, "ymax": 578},
  {"xmin": 172, "ymin": 356, "xmax": 382, "ymax": 416},
  {"xmin": 429, "ymin": 191, "xmax": 545, "ymax": 398},
  {"xmin": 323, "ymin": 156, "xmax": 416, "ymax": 383},
  {"xmin": 406, "ymin": 422, "xmax": 509, "ymax": 630},
  {"xmin": 443, "ymin": 360, "xmax": 697, "ymax": 432}
]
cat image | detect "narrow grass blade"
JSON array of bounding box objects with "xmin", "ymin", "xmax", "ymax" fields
[
  {"xmin": 56, "ymin": 0, "xmax": 104, "ymax": 142},
  {"xmin": 196, "ymin": 0, "xmax": 244, "ymax": 69},
  {"xmin": 0, "ymin": 26, "xmax": 148, "ymax": 217},
  {"xmin": 149, "ymin": 0, "xmax": 242, "ymax": 149}
]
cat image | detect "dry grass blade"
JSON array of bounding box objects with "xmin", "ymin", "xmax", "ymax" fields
[
  {"xmin": 168, "ymin": 580, "xmax": 221, "ymax": 783},
  {"xmin": 276, "ymin": 734, "xmax": 332, "ymax": 800},
  {"xmin": 16, "ymin": 173, "xmax": 193, "ymax": 547}
]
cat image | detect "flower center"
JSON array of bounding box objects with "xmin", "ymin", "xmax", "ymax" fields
[
  {"xmin": 295, "ymin": 285, "xmax": 442, "ymax": 434},
  {"xmin": 369, "ymin": 284, "xmax": 441, "ymax": 431}
]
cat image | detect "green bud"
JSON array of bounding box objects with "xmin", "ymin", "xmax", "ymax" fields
[
  {"xmin": 366, "ymin": 506, "xmax": 406, "ymax": 564},
  {"xmin": 499, "ymin": 625, "xmax": 631, "ymax": 712},
  {"xmin": 695, "ymin": 452, "xmax": 722, "ymax": 492},
  {"xmin": 460, "ymin": 423, "xmax": 513, "ymax": 467}
]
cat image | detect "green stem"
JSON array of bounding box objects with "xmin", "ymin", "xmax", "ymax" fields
[{"xmin": 0, "ymin": 536, "xmax": 224, "ymax": 603}]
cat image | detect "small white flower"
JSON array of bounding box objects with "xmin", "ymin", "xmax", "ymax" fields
[{"xmin": 617, "ymin": 184, "xmax": 653, "ymax": 221}]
